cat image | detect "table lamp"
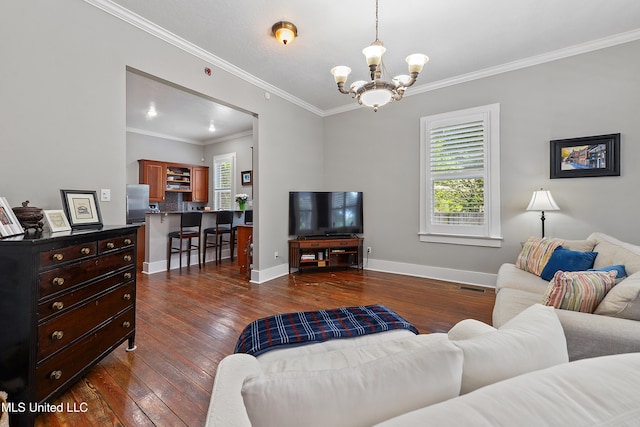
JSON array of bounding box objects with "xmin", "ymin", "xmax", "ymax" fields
[{"xmin": 526, "ymin": 189, "xmax": 560, "ymax": 237}]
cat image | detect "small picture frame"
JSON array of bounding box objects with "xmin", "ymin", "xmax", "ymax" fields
[
  {"xmin": 550, "ymin": 133, "xmax": 620, "ymax": 179},
  {"xmin": 60, "ymin": 189, "xmax": 103, "ymax": 230},
  {"xmin": 241, "ymin": 170, "xmax": 253, "ymax": 186},
  {"xmin": 0, "ymin": 197, "xmax": 25, "ymax": 238},
  {"xmin": 43, "ymin": 209, "xmax": 72, "ymax": 233}
]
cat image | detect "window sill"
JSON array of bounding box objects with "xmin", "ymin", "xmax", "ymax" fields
[{"xmin": 419, "ymin": 233, "xmax": 503, "ymax": 248}]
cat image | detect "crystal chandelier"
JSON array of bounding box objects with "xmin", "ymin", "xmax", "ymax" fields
[{"xmin": 331, "ymin": 0, "xmax": 429, "ymax": 112}]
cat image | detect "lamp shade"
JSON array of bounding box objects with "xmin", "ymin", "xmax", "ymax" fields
[
  {"xmin": 362, "ymin": 44, "xmax": 386, "ymax": 66},
  {"xmin": 526, "ymin": 190, "xmax": 560, "ymax": 212},
  {"xmin": 331, "ymin": 66, "xmax": 351, "ymax": 84}
]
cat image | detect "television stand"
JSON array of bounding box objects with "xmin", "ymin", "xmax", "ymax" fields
[{"xmin": 289, "ymin": 237, "xmax": 363, "ymax": 274}]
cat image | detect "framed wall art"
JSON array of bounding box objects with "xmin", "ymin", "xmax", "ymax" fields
[
  {"xmin": 241, "ymin": 170, "xmax": 253, "ymax": 186},
  {"xmin": 550, "ymin": 133, "xmax": 620, "ymax": 179},
  {"xmin": 0, "ymin": 197, "xmax": 25, "ymax": 238},
  {"xmin": 60, "ymin": 189, "xmax": 103, "ymax": 229},
  {"xmin": 43, "ymin": 209, "xmax": 72, "ymax": 233}
]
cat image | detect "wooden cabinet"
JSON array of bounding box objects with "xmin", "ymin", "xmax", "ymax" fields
[
  {"xmin": 237, "ymin": 225, "xmax": 253, "ymax": 276},
  {"xmin": 0, "ymin": 226, "xmax": 138, "ymax": 426},
  {"xmin": 138, "ymin": 159, "xmax": 166, "ymax": 202},
  {"xmin": 138, "ymin": 159, "xmax": 208, "ymax": 203},
  {"xmin": 289, "ymin": 237, "xmax": 363, "ymax": 273},
  {"xmin": 191, "ymin": 166, "xmax": 209, "ymax": 202}
]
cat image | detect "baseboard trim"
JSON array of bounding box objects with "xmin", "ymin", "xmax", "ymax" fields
[{"xmin": 365, "ymin": 258, "xmax": 497, "ymax": 288}]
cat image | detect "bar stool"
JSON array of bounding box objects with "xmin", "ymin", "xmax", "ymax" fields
[
  {"xmin": 202, "ymin": 211, "xmax": 235, "ymax": 265},
  {"xmin": 167, "ymin": 211, "xmax": 203, "ymax": 270}
]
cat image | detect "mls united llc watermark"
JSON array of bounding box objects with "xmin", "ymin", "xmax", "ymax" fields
[{"xmin": 2, "ymin": 401, "xmax": 88, "ymax": 414}]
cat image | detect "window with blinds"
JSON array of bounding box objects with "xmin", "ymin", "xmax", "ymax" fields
[
  {"xmin": 213, "ymin": 153, "xmax": 236, "ymax": 210},
  {"xmin": 419, "ymin": 104, "xmax": 502, "ymax": 247}
]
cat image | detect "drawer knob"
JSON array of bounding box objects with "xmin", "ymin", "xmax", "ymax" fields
[
  {"xmin": 123, "ymin": 293, "xmax": 132, "ymax": 300},
  {"xmin": 124, "ymin": 238, "xmax": 132, "ymax": 245},
  {"xmin": 124, "ymin": 272, "xmax": 132, "ymax": 280},
  {"xmin": 52, "ymin": 277, "xmax": 65, "ymax": 286},
  {"xmin": 50, "ymin": 370, "xmax": 62, "ymax": 380},
  {"xmin": 122, "ymin": 321, "xmax": 131, "ymax": 328},
  {"xmin": 124, "ymin": 255, "xmax": 132, "ymax": 262},
  {"xmin": 51, "ymin": 330, "xmax": 64, "ymax": 340},
  {"xmin": 53, "ymin": 253, "xmax": 64, "ymax": 261},
  {"xmin": 51, "ymin": 301, "xmax": 64, "ymax": 311},
  {"xmin": 80, "ymin": 247, "xmax": 91, "ymax": 255},
  {"xmin": 107, "ymin": 242, "xmax": 115, "ymax": 249}
]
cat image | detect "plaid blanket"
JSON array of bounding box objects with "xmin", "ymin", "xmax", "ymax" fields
[{"xmin": 234, "ymin": 304, "xmax": 419, "ymax": 356}]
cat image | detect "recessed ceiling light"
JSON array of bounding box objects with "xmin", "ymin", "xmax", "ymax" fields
[
  {"xmin": 146, "ymin": 104, "xmax": 157, "ymax": 118},
  {"xmin": 209, "ymin": 122, "xmax": 216, "ymax": 132}
]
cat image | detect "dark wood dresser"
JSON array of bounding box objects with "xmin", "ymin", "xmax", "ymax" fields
[{"xmin": 0, "ymin": 225, "xmax": 138, "ymax": 426}]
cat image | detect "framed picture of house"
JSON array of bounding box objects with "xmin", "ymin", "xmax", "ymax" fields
[
  {"xmin": 0, "ymin": 197, "xmax": 25, "ymax": 238},
  {"xmin": 241, "ymin": 170, "xmax": 253, "ymax": 186},
  {"xmin": 60, "ymin": 189, "xmax": 103, "ymax": 229},
  {"xmin": 550, "ymin": 133, "xmax": 620, "ymax": 179},
  {"xmin": 43, "ymin": 209, "xmax": 72, "ymax": 233}
]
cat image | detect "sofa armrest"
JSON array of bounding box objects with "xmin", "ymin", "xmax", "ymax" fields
[
  {"xmin": 555, "ymin": 309, "xmax": 640, "ymax": 360},
  {"xmin": 205, "ymin": 354, "xmax": 261, "ymax": 427}
]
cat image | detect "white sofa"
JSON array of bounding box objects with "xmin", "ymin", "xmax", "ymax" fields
[
  {"xmin": 205, "ymin": 304, "xmax": 640, "ymax": 427},
  {"xmin": 493, "ymin": 232, "xmax": 640, "ymax": 360}
]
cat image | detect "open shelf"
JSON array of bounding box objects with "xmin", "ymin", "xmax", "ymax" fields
[{"xmin": 289, "ymin": 237, "xmax": 363, "ymax": 273}]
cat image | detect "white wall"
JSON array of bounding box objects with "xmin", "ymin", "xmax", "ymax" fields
[
  {"xmin": 324, "ymin": 40, "xmax": 640, "ymax": 284},
  {"xmin": 0, "ymin": 0, "xmax": 324, "ymax": 282}
]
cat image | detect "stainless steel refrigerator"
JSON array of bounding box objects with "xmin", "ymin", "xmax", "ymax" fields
[{"xmin": 126, "ymin": 184, "xmax": 150, "ymax": 224}]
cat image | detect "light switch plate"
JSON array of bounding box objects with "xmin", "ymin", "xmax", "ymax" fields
[{"xmin": 100, "ymin": 189, "xmax": 111, "ymax": 202}]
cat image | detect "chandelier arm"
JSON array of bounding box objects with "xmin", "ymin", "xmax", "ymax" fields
[{"xmin": 336, "ymin": 82, "xmax": 352, "ymax": 95}]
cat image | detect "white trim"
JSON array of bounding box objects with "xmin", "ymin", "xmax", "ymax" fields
[
  {"xmin": 420, "ymin": 103, "xmax": 501, "ymax": 247},
  {"xmin": 365, "ymin": 258, "xmax": 497, "ymax": 288},
  {"xmin": 126, "ymin": 127, "xmax": 200, "ymax": 144},
  {"xmin": 251, "ymin": 263, "xmax": 290, "ymax": 284},
  {"xmin": 83, "ymin": 0, "xmax": 323, "ymax": 117},
  {"xmin": 84, "ymin": 0, "xmax": 640, "ymax": 118},
  {"xmin": 205, "ymin": 130, "xmax": 254, "ymax": 145}
]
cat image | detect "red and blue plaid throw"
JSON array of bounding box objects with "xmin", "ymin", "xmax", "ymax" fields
[{"xmin": 234, "ymin": 304, "xmax": 419, "ymax": 356}]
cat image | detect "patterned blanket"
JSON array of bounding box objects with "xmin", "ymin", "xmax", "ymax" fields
[{"xmin": 234, "ymin": 304, "xmax": 419, "ymax": 356}]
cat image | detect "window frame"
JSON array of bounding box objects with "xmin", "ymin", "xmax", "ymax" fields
[
  {"xmin": 419, "ymin": 104, "xmax": 502, "ymax": 247},
  {"xmin": 213, "ymin": 152, "xmax": 236, "ymax": 211}
]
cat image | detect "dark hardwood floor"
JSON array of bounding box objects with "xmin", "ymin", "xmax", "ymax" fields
[{"xmin": 34, "ymin": 262, "xmax": 496, "ymax": 426}]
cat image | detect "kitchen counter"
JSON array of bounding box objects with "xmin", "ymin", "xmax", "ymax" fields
[{"xmin": 142, "ymin": 210, "xmax": 250, "ymax": 274}]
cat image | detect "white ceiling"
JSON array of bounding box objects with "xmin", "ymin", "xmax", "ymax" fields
[{"xmin": 110, "ymin": 0, "xmax": 640, "ymax": 142}]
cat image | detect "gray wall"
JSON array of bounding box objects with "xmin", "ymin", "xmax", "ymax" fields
[
  {"xmin": 204, "ymin": 133, "xmax": 255, "ymax": 205},
  {"xmin": 324, "ymin": 40, "xmax": 640, "ymax": 280},
  {"xmin": 0, "ymin": 0, "xmax": 324, "ymax": 281}
]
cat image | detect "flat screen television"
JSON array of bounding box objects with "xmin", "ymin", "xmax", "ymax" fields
[{"xmin": 289, "ymin": 191, "xmax": 364, "ymax": 237}]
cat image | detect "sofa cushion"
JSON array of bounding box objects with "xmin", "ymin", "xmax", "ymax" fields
[
  {"xmin": 492, "ymin": 287, "xmax": 542, "ymax": 327},
  {"xmin": 515, "ymin": 237, "xmax": 563, "ymax": 276},
  {"xmin": 241, "ymin": 341, "xmax": 463, "ymax": 427},
  {"xmin": 539, "ymin": 246, "xmax": 598, "ymax": 281},
  {"xmin": 453, "ymin": 304, "xmax": 567, "ymax": 394},
  {"xmin": 588, "ymin": 232, "xmax": 640, "ymax": 275},
  {"xmin": 495, "ymin": 263, "xmax": 551, "ymax": 294},
  {"xmin": 595, "ymin": 271, "xmax": 640, "ymax": 320},
  {"xmin": 262, "ymin": 333, "xmax": 448, "ymax": 374},
  {"xmin": 374, "ymin": 353, "xmax": 640, "ymax": 427},
  {"xmin": 447, "ymin": 319, "xmax": 496, "ymax": 341},
  {"xmin": 543, "ymin": 270, "xmax": 617, "ymax": 313}
]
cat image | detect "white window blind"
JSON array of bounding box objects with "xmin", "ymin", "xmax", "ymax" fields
[
  {"xmin": 430, "ymin": 120, "xmax": 485, "ymax": 226},
  {"xmin": 420, "ymin": 104, "xmax": 502, "ymax": 247},
  {"xmin": 213, "ymin": 153, "xmax": 236, "ymax": 210}
]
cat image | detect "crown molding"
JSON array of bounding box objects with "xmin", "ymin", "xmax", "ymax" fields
[
  {"xmin": 126, "ymin": 127, "xmax": 201, "ymax": 145},
  {"xmin": 85, "ymin": 0, "xmax": 640, "ymax": 119},
  {"xmin": 205, "ymin": 130, "xmax": 254, "ymax": 145},
  {"xmin": 83, "ymin": 0, "xmax": 324, "ymax": 117}
]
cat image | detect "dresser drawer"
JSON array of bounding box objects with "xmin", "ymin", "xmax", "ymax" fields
[
  {"xmin": 39, "ymin": 249, "xmax": 135, "ymax": 299},
  {"xmin": 36, "ymin": 308, "xmax": 134, "ymax": 402},
  {"xmin": 39, "ymin": 242, "xmax": 97, "ymax": 269},
  {"xmin": 38, "ymin": 268, "xmax": 135, "ymax": 322},
  {"xmin": 98, "ymin": 233, "xmax": 136, "ymax": 254},
  {"xmin": 38, "ymin": 281, "xmax": 135, "ymax": 360}
]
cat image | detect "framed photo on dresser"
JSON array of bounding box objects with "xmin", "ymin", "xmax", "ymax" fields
[
  {"xmin": 60, "ymin": 189, "xmax": 103, "ymax": 229},
  {"xmin": 0, "ymin": 197, "xmax": 25, "ymax": 237}
]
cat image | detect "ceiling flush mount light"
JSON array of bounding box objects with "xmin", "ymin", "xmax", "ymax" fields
[
  {"xmin": 331, "ymin": 0, "xmax": 429, "ymax": 112},
  {"xmin": 272, "ymin": 21, "xmax": 297, "ymax": 45}
]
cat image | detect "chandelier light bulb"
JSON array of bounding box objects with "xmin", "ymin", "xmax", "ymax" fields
[
  {"xmin": 331, "ymin": 66, "xmax": 351, "ymax": 83},
  {"xmin": 406, "ymin": 54, "xmax": 430, "ymax": 73}
]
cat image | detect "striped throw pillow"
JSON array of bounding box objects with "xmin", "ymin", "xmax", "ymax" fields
[
  {"xmin": 516, "ymin": 237, "xmax": 564, "ymax": 276},
  {"xmin": 543, "ymin": 270, "xmax": 617, "ymax": 313}
]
